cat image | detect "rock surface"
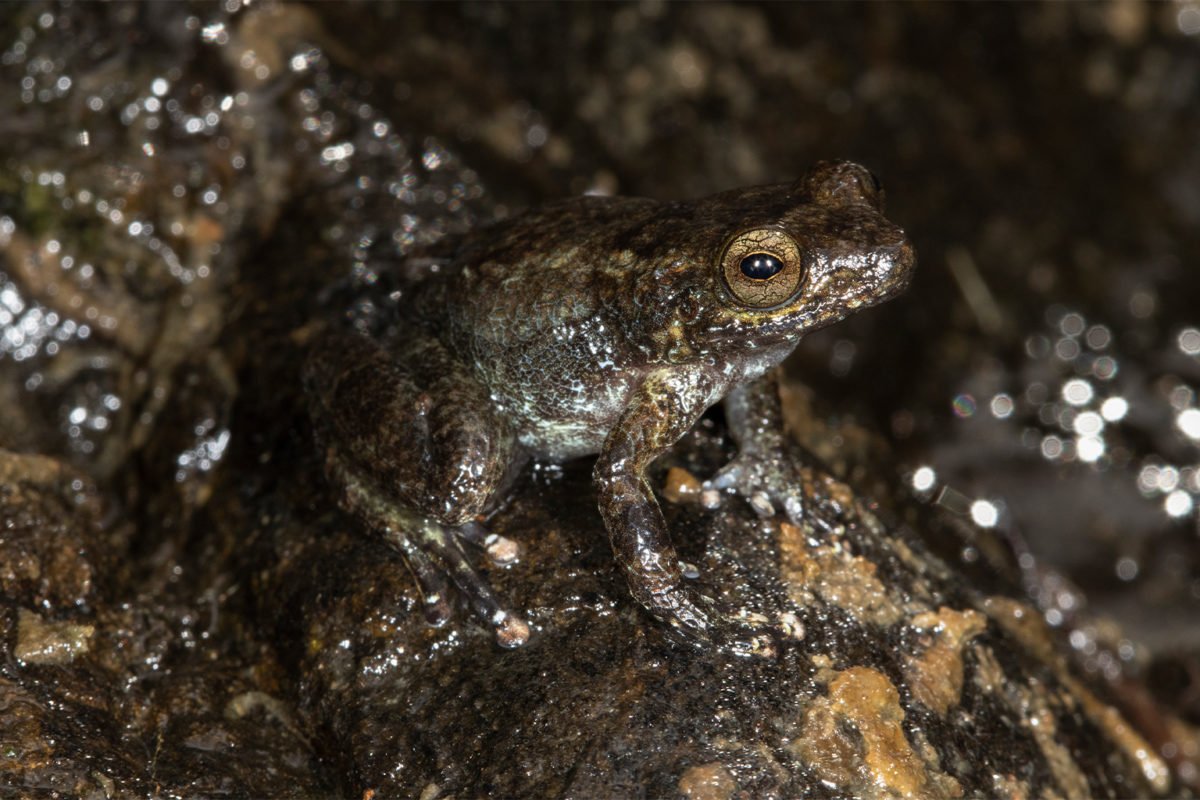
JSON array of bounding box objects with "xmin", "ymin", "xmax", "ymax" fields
[{"xmin": 2, "ymin": 2, "xmax": 1199, "ymax": 798}]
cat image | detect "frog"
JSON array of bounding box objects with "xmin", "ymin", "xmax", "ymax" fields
[{"xmin": 304, "ymin": 160, "xmax": 915, "ymax": 649}]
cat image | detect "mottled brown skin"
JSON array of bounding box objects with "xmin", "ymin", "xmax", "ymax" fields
[{"xmin": 305, "ymin": 161, "xmax": 915, "ymax": 647}]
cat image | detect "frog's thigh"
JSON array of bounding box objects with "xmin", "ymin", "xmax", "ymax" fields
[
  {"xmin": 308, "ymin": 331, "xmax": 513, "ymax": 524},
  {"xmin": 406, "ymin": 338, "xmax": 515, "ymax": 524}
]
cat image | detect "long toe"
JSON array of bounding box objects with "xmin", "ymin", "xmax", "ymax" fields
[
  {"xmin": 423, "ymin": 522, "xmax": 531, "ymax": 647},
  {"xmin": 384, "ymin": 528, "xmax": 453, "ymax": 626}
]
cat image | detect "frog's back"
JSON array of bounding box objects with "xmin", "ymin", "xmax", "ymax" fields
[
  {"xmin": 410, "ymin": 196, "xmax": 673, "ymax": 340},
  {"xmin": 402, "ymin": 196, "xmax": 670, "ymax": 458},
  {"xmin": 445, "ymin": 195, "xmax": 661, "ymax": 271}
]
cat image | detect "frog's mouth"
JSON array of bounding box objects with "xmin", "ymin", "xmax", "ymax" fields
[{"xmin": 801, "ymin": 236, "xmax": 916, "ymax": 315}]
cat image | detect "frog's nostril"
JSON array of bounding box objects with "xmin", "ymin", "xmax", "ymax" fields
[{"xmin": 887, "ymin": 240, "xmax": 918, "ymax": 288}]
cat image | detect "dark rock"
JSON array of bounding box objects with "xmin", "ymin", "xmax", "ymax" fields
[
  {"xmin": 2, "ymin": 2, "xmax": 1198, "ymax": 798},
  {"xmin": 249, "ymin": 406, "xmax": 1178, "ymax": 797}
]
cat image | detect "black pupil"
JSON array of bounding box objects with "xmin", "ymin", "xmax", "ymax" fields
[{"xmin": 740, "ymin": 252, "xmax": 784, "ymax": 280}]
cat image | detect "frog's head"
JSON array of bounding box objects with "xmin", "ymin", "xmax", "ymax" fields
[{"xmin": 684, "ymin": 161, "xmax": 915, "ymax": 356}]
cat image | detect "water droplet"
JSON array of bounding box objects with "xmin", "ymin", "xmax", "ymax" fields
[
  {"xmin": 1076, "ymin": 435, "xmax": 1105, "ymax": 463},
  {"xmin": 1115, "ymin": 557, "xmax": 1139, "ymax": 581},
  {"xmin": 990, "ymin": 393, "xmax": 1014, "ymax": 419},
  {"xmin": 1159, "ymin": 466, "xmax": 1181, "ymax": 493},
  {"xmin": 1074, "ymin": 411, "xmax": 1104, "ymax": 436},
  {"xmin": 970, "ymin": 499, "xmax": 999, "ymax": 528},
  {"xmin": 1164, "ymin": 490, "xmax": 1193, "ymax": 518},
  {"xmin": 1041, "ymin": 434, "xmax": 1066, "ymax": 461},
  {"xmin": 1054, "ymin": 337, "xmax": 1081, "ymax": 360},
  {"xmin": 1060, "ymin": 312, "xmax": 1086, "ymax": 337},
  {"xmin": 911, "ymin": 466, "xmax": 936, "ymax": 492},
  {"xmin": 1085, "ymin": 325, "xmax": 1111, "ymax": 350},
  {"xmin": 1100, "ymin": 396, "xmax": 1128, "ymax": 422},
  {"xmin": 1177, "ymin": 408, "xmax": 1200, "ymax": 441},
  {"xmin": 1062, "ymin": 378, "xmax": 1094, "ymax": 406},
  {"xmin": 1179, "ymin": 5, "xmax": 1200, "ymax": 35},
  {"xmin": 952, "ymin": 394, "xmax": 977, "ymax": 418},
  {"xmin": 1179, "ymin": 328, "xmax": 1200, "ymax": 356}
]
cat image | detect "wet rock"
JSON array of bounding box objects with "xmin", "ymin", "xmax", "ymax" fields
[
  {"xmin": 0, "ymin": 446, "xmax": 323, "ymax": 796},
  {"xmin": 246, "ymin": 400, "xmax": 1181, "ymax": 797},
  {"xmin": 0, "ymin": 450, "xmax": 106, "ymax": 609},
  {"xmin": 14, "ymin": 609, "xmax": 94, "ymax": 665},
  {"xmin": 0, "ymin": 1, "xmax": 295, "ymax": 480},
  {"xmin": 2, "ymin": 1, "xmax": 1199, "ymax": 798}
]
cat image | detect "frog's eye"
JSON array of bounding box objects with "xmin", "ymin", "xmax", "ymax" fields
[
  {"xmin": 739, "ymin": 253, "xmax": 784, "ymax": 280},
  {"xmin": 720, "ymin": 228, "xmax": 804, "ymax": 309}
]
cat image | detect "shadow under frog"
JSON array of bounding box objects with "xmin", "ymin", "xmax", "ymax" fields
[{"xmin": 304, "ymin": 161, "xmax": 914, "ymax": 648}]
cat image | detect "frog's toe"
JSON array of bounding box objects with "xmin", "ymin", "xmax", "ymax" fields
[
  {"xmin": 384, "ymin": 520, "xmax": 529, "ymax": 646},
  {"xmin": 494, "ymin": 613, "xmax": 531, "ymax": 649},
  {"xmin": 425, "ymin": 524, "xmax": 530, "ymax": 647},
  {"xmin": 705, "ymin": 452, "xmax": 801, "ymax": 521},
  {"xmin": 704, "ymin": 460, "xmax": 745, "ymax": 492},
  {"xmin": 647, "ymin": 585, "xmax": 718, "ymax": 639},
  {"xmin": 650, "ymin": 586, "xmax": 777, "ymax": 657},
  {"xmin": 749, "ymin": 490, "xmax": 777, "ymax": 518},
  {"xmin": 775, "ymin": 479, "xmax": 844, "ymax": 533},
  {"xmin": 386, "ymin": 530, "xmax": 453, "ymax": 626},
  {"xmin": 779, "ymin": 491, "xmax": 805, "ymax": 525},
  {"xmin": 805, "ymin": 495, "xmax": 842, "ymax": 533},
  {"xmin": 459, "ymin": 520, "xmax": 521, "ymax": 566},
  {"xmin": 705, "ymin": 459, "xmax": 783, "ymax": 515}
]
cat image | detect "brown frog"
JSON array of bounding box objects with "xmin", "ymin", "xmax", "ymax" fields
[{"xmin": 305, "ymin": 161, "xmax": 915, "ymax": 648}]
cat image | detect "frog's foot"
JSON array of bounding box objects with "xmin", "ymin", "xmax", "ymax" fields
[
  {"xmin": 646, "ymin": 583, "xmax": 717, "ymax": 636},
  {"xmin": 703, "ymin": 448, "xmax": 840, "ymax": 533},
  {"xmin": 642, "ymin": 583, "xmax": 776, "ymax": 658},
  {"xmin": 383, "ymin": 522, "xmax": 530, "ymax": 649}
]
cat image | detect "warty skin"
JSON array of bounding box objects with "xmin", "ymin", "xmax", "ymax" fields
[{"xmin": 306, "ymin": 160, "xmax": 915, "ymax": 648}]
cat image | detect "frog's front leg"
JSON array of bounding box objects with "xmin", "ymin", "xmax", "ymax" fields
[
  {"xmin": 705, "ymin": 369, "xmax": 838, "ymax": 530},
  {"xmin": 593, "ymin": 369, "xmax": 720, "ymax": 636}
]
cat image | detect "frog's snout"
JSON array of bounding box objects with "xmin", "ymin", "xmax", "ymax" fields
[{"xmin": 880, "ymin": 237, "xmax": 917, "ymax": 298}]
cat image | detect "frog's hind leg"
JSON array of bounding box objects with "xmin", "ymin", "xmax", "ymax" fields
[
  {"xmin": 330, "ymin": 455, "xmax": 530, "ymax": 648},
  {"xmin": 306, "ymin": 330, "xmax": 528, "ymax": 647}
]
